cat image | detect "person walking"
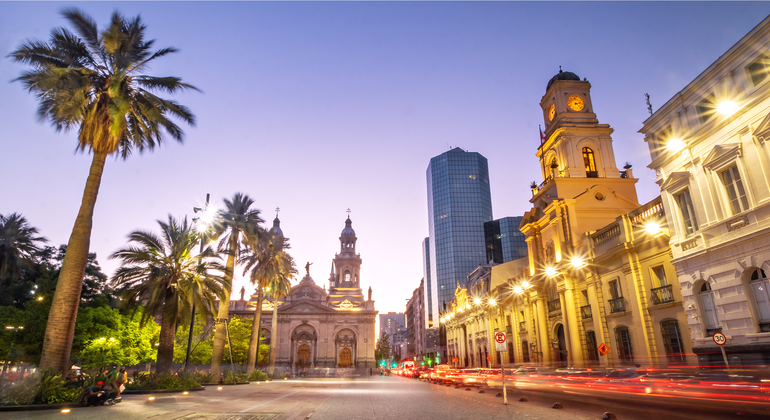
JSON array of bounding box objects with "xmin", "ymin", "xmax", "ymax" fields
[{"xmin": 116, "ymin": 367, "xmax": 127, "ymax": 397}]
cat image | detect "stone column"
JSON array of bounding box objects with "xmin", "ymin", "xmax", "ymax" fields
[
  {"xmin": 558, "ymin": 291, "xmax": 573, "ymax": 365},
  {"xmin": 564, "ymin": 284, "xmax": 583, "ymax": 367},
  {"xmin": 311, "ymin": 339, "xmax": 316, "ymax": 368},
  {"xmin": 588, "ymin": 282, "xmax": 608, "ymax": 368},
  {"xmin": 536, "ymin": 296, "xmax": 551, "ymax": 362}
]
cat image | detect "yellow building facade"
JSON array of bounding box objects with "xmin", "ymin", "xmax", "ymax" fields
[{"xmin": 444, "ymin": 72, "xmax": 695, "ymax": 368}]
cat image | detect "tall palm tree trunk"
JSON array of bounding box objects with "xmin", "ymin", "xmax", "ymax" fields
[
  {"xmin": 246, "ymin": 287, "xmax": 264, "ymax": 374},
  {"xmin": 268, "ymin": 301, "xmax": 279, "ymax": 375},
  {"xmin": 39, "ymin": 152, "xmax": 107, "ymax": 373},
  {"xmin": 156, "ymin": 288, "xmax": 177, "ymax": 374},
  {"xmin": 210, "ymin": 233, "xmax": 238, "ymax": 375}
]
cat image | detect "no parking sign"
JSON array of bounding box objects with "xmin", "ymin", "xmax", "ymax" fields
[{"xmin": 494, "ymin": 331, "xmax": 507, "ymax": 352}]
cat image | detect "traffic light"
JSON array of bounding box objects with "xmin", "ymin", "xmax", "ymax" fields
[
  {"xmin": 392, "ymin": 363, "xmax": 397, "ymax": 368},
  {"xmin": 380, "ymin": 361, "xmax": 385, "ymax": 367},
  {"xmin": 435, "ymin": 357, "xmax": 440, "ymax": 363},
  {"xmin": 421, "ymin": 362, "xmax": 425, "ymax": 366}
]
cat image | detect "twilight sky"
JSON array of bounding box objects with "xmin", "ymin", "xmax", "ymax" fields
[{"xmin": 2, "ymin": 1, "xmax": 769, "ymax": 322}]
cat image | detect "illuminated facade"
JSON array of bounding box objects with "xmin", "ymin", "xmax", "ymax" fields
[
  {"xmin": 445, "ymin": 71, "xmax": 693, "ymax": 368},
  {"xmin": 640, "ymin": 16, "xmax": 770, "ymax": 366},
  {"xmin": 230, "ymin": 216, "xmax": 377, "ymax": 369}
]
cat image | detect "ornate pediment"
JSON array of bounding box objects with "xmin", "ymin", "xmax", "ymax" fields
[
  {"xmin": 338, "ymin": 299, "xmax": 355, "ymax": 309},
  {"xmin": 279, "ymin": 299, "xmax": 336, "ymax": 314},
  {"xmin": 660, "ymin": 171, "xmax": 691, "ymax": 191},
  {"xmin": 702, "ymin": 143, "xmax": 741, "ymax": 171}
]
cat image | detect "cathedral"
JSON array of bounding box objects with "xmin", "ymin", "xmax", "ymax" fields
[{"xmin": 229, "ymin": 215, "xmax": 378, "ymax": 370}]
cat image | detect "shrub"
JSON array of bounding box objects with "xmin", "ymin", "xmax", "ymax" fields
[
  {"xmin": 0, "ymin": 369, "xmax": 81, "ymax": 406},
  {"xmin": 125, "ymin": 372, "xmax": 200, "ymax": 390},
  {"xmin": 247, "ymin": 370, "xmax": 268, "ymax": 381}
]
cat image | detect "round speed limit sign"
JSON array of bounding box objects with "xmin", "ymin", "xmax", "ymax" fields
[{"xmin": 713, "ymin": 332, "xmax": 727, "ymax": 346}]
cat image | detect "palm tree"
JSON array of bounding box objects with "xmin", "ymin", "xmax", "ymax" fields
[
  {"xmin": 9, "ymin": 9, "xmax": 198, "ymax": 373},
  {"xmin": 266, "ymin": 255, "xmax": 294, "ymax": 376},
  {"xmin": 0, "ymin": 213, "xmax": 47, "ymax": 287},
  {"xmin": 209, "ymin": 193, "xmax": 263, "ymax": 376},
  {"xmin": 242, "ymin": 231, "xmax": 296, "ymax": 374},
  {"xmin": 110, "ymin": 216, "xmax": 225, "ymax": 374}
]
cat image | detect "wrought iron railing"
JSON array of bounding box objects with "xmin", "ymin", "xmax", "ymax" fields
[
  {"xmin": 580, "ymin": 305, "xmax": 593, "ymax": 319},
  {"xmin": 608, "ymin": 297, "xmax": 625, "ymax": 313},
  {"xmin": 651, "ymin": 284, "xmax": 674, "ymax": 305},
  {"xmin": 547, "ymin": 299, "xmax": 561, "ymax": 313}
]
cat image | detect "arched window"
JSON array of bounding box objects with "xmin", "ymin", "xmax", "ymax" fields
[
  {"xmin": 700, "ymin": 282, "xmax": 721, "ymax": 335},
  {"xmin": 750, "ymin": 269, "xmax": 770, "ymax": 332},
  {"xmin": 660, "ymin": 319, "xmax": 686, "ymax": 363},
  {"xmin": 344, "ymin": 270, "xmax": 351, "ymax": 282},
  {"xmin": 614, "ymin": 326, "xmax": 634, "ymax": 362},
  {"xmin": 582, "ymin": 147, "xmax": 598, "ymax": 177}
]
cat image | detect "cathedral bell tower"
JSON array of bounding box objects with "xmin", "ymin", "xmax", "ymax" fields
[{"xmin": 327, "ymin": 215, "xmax": 366, "ymax": 308}]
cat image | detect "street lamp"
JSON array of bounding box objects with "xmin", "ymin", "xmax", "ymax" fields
[
  {"xmin": 488, "ymin": 298, "xmax": 497, "ymax": 306},
  {"xmin": 644, "ymin": 222, "xmax": 662, "ymax": 235},
  {"xmin": 570, "ymin": 256, "xmax": 585, "ymax": 268},
  {"xmin": 186, "ymin": 193, "xmax": 211, "ymax": 372},
  {"xmin": 474, "ymin": 297, "xmax": 482, "ymax": 305},
  {"xmin": 717, "ymin": 100, "xmax": 738, "ymax": 116},
  {"xmin": 545, "ymin": 266, "xmax": 558, "ymax": 277}
]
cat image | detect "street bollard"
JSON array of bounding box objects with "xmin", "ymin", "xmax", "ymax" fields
[
  {"xmin": 518, "ymin": 397, "xmax": 528, "ymax": 402},
  {"xmin": 602, "ymin": 413, "xmax": 618, "ymax": 420},
  {"xmin": 478, "ymin": 390, "xmax": 485, "ymax": 393},
  {"xmin": 495, "ymin": 392, "xmax": 503, "ymax": 397},
  {"xmin": 552, "ymin": 402, "xmax": 563, "ymax": 409},
  {"xmin": 465, "ymin": 388, "xmax": 471, "ymax": 391}
]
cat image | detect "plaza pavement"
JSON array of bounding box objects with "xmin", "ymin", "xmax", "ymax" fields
[{"xmin": 3, "ymin": 375, "xmax": 766, "ymax": 419}]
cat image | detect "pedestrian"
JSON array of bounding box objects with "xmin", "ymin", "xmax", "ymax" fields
[
  {"xmin": 83, "ymin": 381, "xmax": 108, "ymax": 407},
  {"xmin": 116, "ymin": 367, "xmax": 127, "ymax": 397}
]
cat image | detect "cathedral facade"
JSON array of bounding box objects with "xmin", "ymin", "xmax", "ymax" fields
[{"xmin": 229, "ymin": 216, "xmax": 378, "ymax": 370}]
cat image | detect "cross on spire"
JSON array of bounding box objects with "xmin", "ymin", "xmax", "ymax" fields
[
  {"xmin": 275, "ymin": 207, "xmax": 280, "ymax": 218},
  {"xmin": 346, "ymin": 208, "xmax": 351, "ymax": 218}
]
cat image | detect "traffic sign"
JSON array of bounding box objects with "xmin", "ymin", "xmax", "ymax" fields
[
  {"xmin": 597, "ymin": 343, "xmax": 610, "ymax": 356},
  {"xmin": 486, "ymin": 355, "xmax": 492, "ymax": 361},
  {"xmin": 494, "ymin": 331, "xmax": 507, "ymax": 352},
  {"xmin": 452, "ymin": 358, "xmax": 459, "ymax": 363},
  {"xmin": 713, "ymin": 332, "xmax": 727, "ymax": 346}
]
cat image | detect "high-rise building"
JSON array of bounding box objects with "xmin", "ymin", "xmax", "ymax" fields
[
  {"xmin": 484, "ymin": 216, "xmax": 528, "ymax": 264},
  {"xmin": 378, "ymin": 312, "xmax": 405, "ymax": 340},
  {"xmin": 426, "ymin": 148, "xmax": 493, "ymax": 326},
  {"xmin": 421, "ymin": 238, "xmax": 433, "ymax": 328}
]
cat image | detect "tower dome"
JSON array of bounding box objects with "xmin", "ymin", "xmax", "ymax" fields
[
  {"xmin": 341, "ymin": 217, "xmax": 355, "ymax": 236},
  {"xmin": 270, "ymin": 216, "xmax": 283, "ymax": 237},
  {"xmin": 546, "ymin": 69, "xmax": 581, "ymax": 91}
]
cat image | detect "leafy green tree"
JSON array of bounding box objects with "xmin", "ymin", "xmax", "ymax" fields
[
  {"xmin": 10, "ymin": 8, "xmax": 198, "ymax": 372},
  {"xmin": 210, "ymin": 193, "xmax": 263, "ymax": 375},
  {"xmin": 79, "ymin": 337, "xmax": 122, "ymax": 371},
  {"xmin": 0, "ymin": 213, "xmax": 47, "ymax": 306},
  {"xmin": 264, "ymin": 234, "xmax": 296, "ymax": 375},
  {"xmin": 375, "ymin": 332, "xmax": 391, "ymax": 364},
  {"xmin": 111, "ymin": 216, "xmax": 225, "ymax": 373},
  {"xmin": 173, "ymin": 323, "xmax": 212, "ymax": 365}
]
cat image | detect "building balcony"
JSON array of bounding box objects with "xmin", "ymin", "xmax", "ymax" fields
[
  {"xmin": 519, "ymin": 321, "xmax": 527, "ymax": 332},
  {"xmin": 608, "ymin": 297, "xmax": 626, "ymax": 314},
  {"xmin": 580, "ymin": 305, "xmax": 592, "ymax": 319},
  {"xmin": 547, "ymin": 299, "xmax": 561, "ymax": 313},
  {"xmin": 650, "ymin": 284, "xmax": 674, "ymax": 305}
]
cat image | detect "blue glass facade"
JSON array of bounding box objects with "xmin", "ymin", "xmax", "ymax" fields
[
  {"xmin": 426, "ymin": 148, "xmax": 493, "ymax": 327},
  {"xmin": 421, "ymin": 237, "xmax": 433, "ymax": 328},
  {"xmin": 484, "ymin": 216, "xmax": 528, "ymax": 264}
]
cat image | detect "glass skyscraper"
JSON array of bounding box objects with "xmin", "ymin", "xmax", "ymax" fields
[
  {"xmin": 426, "ymin": 148, "xmax": 493, "ymax": 328},
  {"xmin": 484, "ymin": 216, "xmax": 528, "ymax": 264}
]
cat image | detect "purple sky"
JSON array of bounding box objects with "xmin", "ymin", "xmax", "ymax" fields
[{"xmin": 2, "ymin": 2, "xmax": 769, "ymax": 320}]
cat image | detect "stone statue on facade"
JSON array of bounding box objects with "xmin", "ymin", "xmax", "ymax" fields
[
  {"xmin": 305, "ymin": 261, "xmax": 313, "ymax": 275},
  {"xmin": 240, "ymin": 286, "xmax": 245, "ymax": 301}
]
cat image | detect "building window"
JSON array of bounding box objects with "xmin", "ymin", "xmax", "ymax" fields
[
  {"xmin": 748, "ymin": 53, "xmax": 770, "ymax": 86},
  {"xmin": 675, "ymin": 189, "xmax": 698, "ymax": 235},
  {"xmin": 750, "ymin": 269, "xmax": 770, "ymax": 331},
  {"xmin": 696, "ymin": 94, "xmax": 716, "ymax": 124},
  {"xmin": 585, "ymin": 331, "xmax": 599, "ymax": 362},
  {"xmin": 700, "ymin": 282, "xmax": 721, "ymax": 333},
  {"xmin": 660, "ymin": 319, "xmax": 686, "ymax": 363},
  {"xmin": 720, "ymin": 165, "xmax": 750, "ymax": 215},
  {"xmin": 609, "ymin": 280, "xmax": 621, "ymax": 298},
  {"xmin": 614, "ymin": 326, "xmax": 634, "ymax": 362},
  {"xmin": 652, "ymin": 266, "xmax": 668, "ymax": 287},
  {"xmin": 583, "ymin": 147, "xmax": 597, "ymax": 177}
]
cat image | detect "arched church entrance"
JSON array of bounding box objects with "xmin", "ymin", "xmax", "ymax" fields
[
  {"xmin": 297, "ymin": 344, "xmax": 311, "ymax": 368},
  {"xmin": 339, "ymin": 348, "xmax": 352, "ymax": 368}
]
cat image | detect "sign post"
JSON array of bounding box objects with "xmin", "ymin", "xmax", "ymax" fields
[
  {"xmin": 598, "ymin": 342, "xmax": 610, "ymax": 368},
  {"xmin": 713, "ymin": 332, "xmax": 729, "ymax": 368},
  {"xmin": 494, "ymin": 331, "xmax": 508, "ymax": 405}
]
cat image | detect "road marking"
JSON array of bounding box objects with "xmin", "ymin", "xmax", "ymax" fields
[{"xmin": 239, "ymin": 389, "xmax": 304, "ymax": 412}]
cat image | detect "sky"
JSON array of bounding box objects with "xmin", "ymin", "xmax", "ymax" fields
[{"xmin": 2, "ymin": 1, "xmax": 770, "ymax": 325}]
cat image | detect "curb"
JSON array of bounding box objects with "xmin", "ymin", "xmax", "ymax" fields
[
  {"xmin": 200, "ymin": 382, "xmax": 250, "ymax": 386},
  {"xmin": 122, "ymin": 386, "xmax": 206, "ymax": 394},
  {"xmin": 0, "ymin": 402, "xmax": 82, "ymax": 412}
]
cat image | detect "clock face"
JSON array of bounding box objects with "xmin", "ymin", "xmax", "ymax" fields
[
  {"xmin": 567, "ymin": 95, "xmax": 585, "ymax": 111},
  {"xmin": 547, "ymin": 103, "xmax": 556, "ymax": 121}
]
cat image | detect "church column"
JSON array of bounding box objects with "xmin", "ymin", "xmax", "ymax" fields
[
  {"xmin": 535, "ymin": 295, "xmax": 552, "ymax": 362},
  {"xmin": 311, "ymin": 338, "xmax": 316, "ymax": 368},
  {"xmin": 564, "ymin": 282, "xmax": 583, "ymax": 367}
]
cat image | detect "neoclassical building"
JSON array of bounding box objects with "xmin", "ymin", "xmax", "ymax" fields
[
  {"xmin": 640, "ymin": 16, "xmax": 770, "ymax": 366},
  {"xmin": 444, "ymin": 70, "xmax": 693, "ymax": 368},
  {"xmin": 229, "ymin": 216, "xmax": 377, "ymax": 370}
]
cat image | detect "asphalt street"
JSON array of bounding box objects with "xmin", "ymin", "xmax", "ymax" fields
[{"xmin": 4, "ymin": 376, "xmax": 769, "ymax": 419}]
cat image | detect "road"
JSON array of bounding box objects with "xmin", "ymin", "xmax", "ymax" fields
[{"xmin": 4, "ymin": 375, "xmax": 769, "ymax": 419}]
